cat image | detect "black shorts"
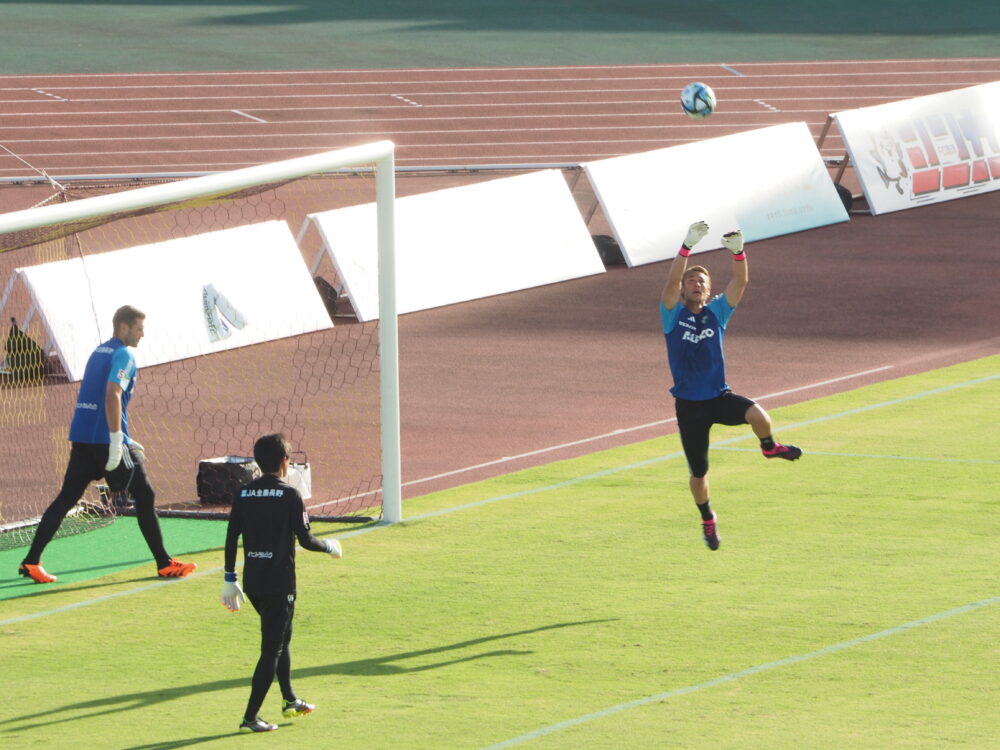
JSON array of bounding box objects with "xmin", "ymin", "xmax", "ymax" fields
[
  {"xmin": 675, "ymin": 391, "xmax": 756, "ymax": 478},
  {"xmin": 57, "ymin": 441, "xmax": 153, "ymax": 506}
]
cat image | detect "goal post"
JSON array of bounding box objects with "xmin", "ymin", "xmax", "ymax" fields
[{"xmin": 0, "ymin": 140, "xmax": 401, "ymax": 548}]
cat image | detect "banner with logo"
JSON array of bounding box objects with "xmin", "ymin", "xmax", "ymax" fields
[
  {"xmin": 13, "ymin": 221, "xmax": 331, "ymax": 381},
  {"xmin": 834, "ymin": 81, "xmax": 1000, "ymax": 215}
]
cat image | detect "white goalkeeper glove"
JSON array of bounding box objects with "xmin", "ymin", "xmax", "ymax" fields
[
  {"xmin": 221, "ymin": 572, "xmax": 245, "ymax": 612},
  {"xmin": 105, "ymin": 431, "xmax": 124, "ymax": 471},
  {"xmin": 721, "ymin": 230, "xmax": 745, "ymax": 255},
  {"xmin": 683, "ymin": 220, "xmax": 710, "ymax": 250},
  {"xmin": 324, "ymin": 539, "xmax": 343, "ymax": 559}
]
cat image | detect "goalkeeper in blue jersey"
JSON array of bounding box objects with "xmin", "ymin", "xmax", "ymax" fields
[
  {"xmin": 221, "ymin": 432, "xmax": 343, "ymax": 733},
  {"xmin": 18, "ymin": 305, "xmax": 196, "ymax": 583},
  {"xmin": 660, "ymin": 222, "xmax": 802, "ymax": 551}
]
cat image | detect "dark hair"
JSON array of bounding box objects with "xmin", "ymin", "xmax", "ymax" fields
[
  {"xmin": 112, "ymin": 305, "xmax": 145, "ymax": 329},
  {"xmin": 253, "ymin": 433, "xmax": 291, "ymax": 473}
]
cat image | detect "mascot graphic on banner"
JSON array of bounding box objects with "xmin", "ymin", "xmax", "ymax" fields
[
  {"xmin": 202, "ymin": 283, "xmax": 248, "ymax": 343},
  {"xmin": 868, "ymin": 128, "xmax": 910, "ymax": 196}
]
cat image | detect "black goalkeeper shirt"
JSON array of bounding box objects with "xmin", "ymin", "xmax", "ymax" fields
[{"xmin": 224, "ymin": 474, "xmax": 327, "ymax": 596}]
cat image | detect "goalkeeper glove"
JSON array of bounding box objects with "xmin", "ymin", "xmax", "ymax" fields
[
  {"xmin": 324, "ymin": 539, "xmax": 343, "ymax": 559},
  {"xmin": 105, "ymin": 431, "xmax": 124, "ymax": 472},
  {"xmin": 221, "ymin": 571, "xmax": 245, "ymax": 612},
  {"xmin": 721, "ymin": 230, "xmax": 745, "ymax": 255},
  {"xmin": 683, "ymin": 221, "xmax": 710, "ymax": 250}
]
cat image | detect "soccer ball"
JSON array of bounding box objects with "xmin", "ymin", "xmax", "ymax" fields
[{"xmin": 680, "ymin": 82, "xmax": 716, "ymax": 119}]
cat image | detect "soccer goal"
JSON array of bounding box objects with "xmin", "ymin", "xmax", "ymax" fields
[{"xmin": 0, "ymin": 141, "xmax": 401, "ymax": 550}]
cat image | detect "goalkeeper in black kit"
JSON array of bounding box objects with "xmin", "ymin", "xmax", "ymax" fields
[{"xmin": 221, "ymin": 432, "xmax": 343, "ymax": 734}]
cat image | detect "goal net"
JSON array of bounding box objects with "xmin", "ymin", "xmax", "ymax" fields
[{"xmin": 0, "ymin": 142, "xmax": 401, "ymax": 551}]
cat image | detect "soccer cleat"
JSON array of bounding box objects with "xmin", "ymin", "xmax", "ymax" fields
[
  {"xmin": 239, "ymin": 717, "xmax": 278, "ymax": 733},
  {"xmin": 18, "ymin": 562, "xmax": 57, "ymax": 583},
  {"xmin": 282, "ymin": 698, "xmax": 315, "ymax": 718},
  {"xmin": 157, "ymin": 558, "xmax": 197, "ymax": 578},
  {"xmin": 762, "ymin": 443, "xmax": 802, "ymax": 461},
  {"xmin": 702, "ymin": 514, "xmax": 720, "ymax": 551}
]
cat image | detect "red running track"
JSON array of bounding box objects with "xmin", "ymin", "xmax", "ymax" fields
[
  {"xmin": 1, "ymin": 60, "xmax": 998, "ymax": 499},
  {"xmin": 1, "ymin": 58, "xmax": 998, "ymax": 176}
]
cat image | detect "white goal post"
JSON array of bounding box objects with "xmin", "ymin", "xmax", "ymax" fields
[{"xmin": 0, "ymin": 141, "xmax": 402, "ymax": 524}]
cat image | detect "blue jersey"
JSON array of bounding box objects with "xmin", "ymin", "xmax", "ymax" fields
[
  {"xmin": 68, "ymin": 338, "xmax": 137, "ymax": 444},
  {"xmin": 660, "ymin": 294, "xmax": 735, "ymax": 401}
]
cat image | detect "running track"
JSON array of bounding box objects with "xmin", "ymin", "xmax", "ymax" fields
[
  {"xmin": 1, "ymin": 59, "xmax": 998, "ymax": 498},
  {"xmin": 1, "ymin": 58, "xmax": 999, "ymax": 176}
]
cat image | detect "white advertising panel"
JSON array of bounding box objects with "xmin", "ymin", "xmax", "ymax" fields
[
  {"xmin": 834, "ymin": 81, "xmax": 1000, "ymax": 215},
  {"xmin": 584, "ymin": 122, "xmax": 849, "ymax": 266},
  {"xmin": 15, "ymin": 220, "xmax": 331, "ymax": 381},
  {"xmin": 306, "ymin": 169, "xmax": 605, "ymax": 322}
]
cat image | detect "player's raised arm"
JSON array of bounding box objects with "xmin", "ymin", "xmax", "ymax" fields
[
  {"xmin": 661, "ymin": 220, "xmax": 710, "ymax": 308},
  {"xmin": 721, "ymin": 230, "xmax": 749, "ymax": 306}
]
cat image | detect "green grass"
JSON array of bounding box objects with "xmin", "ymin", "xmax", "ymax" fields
[{"xmin": 1, "ymin": 356, "xmax": 998, "ymax": 750}]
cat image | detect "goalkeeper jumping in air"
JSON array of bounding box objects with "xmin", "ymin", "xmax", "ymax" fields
[
  {"xmin": 660, "ymin": 222, "xmax": 802, "ymax": 551},
  {"xmin": 221, "ymin": 432, "xmax": 343, "ymax": 733},
  {"xmin": 18, "ymin": 305, "xmax": 196, "ymax": 583}
]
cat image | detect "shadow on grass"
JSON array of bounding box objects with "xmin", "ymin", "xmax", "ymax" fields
[
  {"xmin": 118, "ymin": 734, "xmax": 234, "ymax": 750},
  {"xmin": 0, "ymin": 559, "xmax": 153, "ymax": 598},
  {"xmin": 1, "ymin": 618, "xmax": 616, "ymax": 734}
]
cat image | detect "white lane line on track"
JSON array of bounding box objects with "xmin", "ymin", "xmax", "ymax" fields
[
  {"xmin": 0, "ymin": 95, "xmax": 937, "ymax": 119},
  {"xmin": 3, "ymin": 68, "xmax": 997, "ymax": 93},
  {"xmin": 1, "ymin": 369, "xmax": 995, "ymax": 626},
  {"xmin": 479, "ymin": 595, "xmax": 1000, "ymax": 749},
  {"xmin": 754, "ymin": 99, "xmax": 782, "ymax": 112},
  {"xmin": 231, "ymin": 109, "xmax": 267, "ymax": 123},
  {"xmin": 390, "ymin": 94, "xmax": 422, "ymax": 106},
  {"xmin": 0, "ymin": 58, "xmax": 996, "ymax": 80},
  {"xmin": 29, "ymin": 89, "xmax": 68, "ymax": 101},
  {"xmin": 0, "ymin": 111, "xmax": 845, "ymax": 130},
  {"xmin": 0, "ymin": 80, "xmax": 986, "ymax": 104}
]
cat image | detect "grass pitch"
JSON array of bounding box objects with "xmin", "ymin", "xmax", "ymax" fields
[{"xmin": 1, "ymin": 356, "xmax": 997, "ymax": 749}]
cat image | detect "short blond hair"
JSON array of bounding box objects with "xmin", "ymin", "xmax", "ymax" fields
[{"xmin": 683, "ymin": 265, "xmax": 711, "ymax": 284}]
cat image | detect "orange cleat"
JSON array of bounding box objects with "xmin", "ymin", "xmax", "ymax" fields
[
  {"xmin": 157, "ymin": 558, "xmax": 197, "ymax": 578},
  {"xmin": 19, "ymin": 562, "xmax": 57, "ymax": 583}
]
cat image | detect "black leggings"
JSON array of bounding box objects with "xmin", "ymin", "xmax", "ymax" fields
[
  {"xmin": 245, "ymin": 592, "xmax": 296, "ymax": 720},
  {"xmin": 23, "ymin": 442, "xmax": 169, "ymax": 568}
]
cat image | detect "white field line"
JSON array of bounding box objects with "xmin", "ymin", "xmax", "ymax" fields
[
  {"xmin": 715, "ymin": 447, "xmax": 1000, "ymax": 464},
  {"xmin": 400, "ymin": 366, "xmax": 892, "ymax": 489},
  {"xmin": 479, "ymin": 594, "xmax": 1000, "ymax": 749},
  {"xmin": 5, "ymin": 368, "xmax": 994, "ymax": 626}
]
